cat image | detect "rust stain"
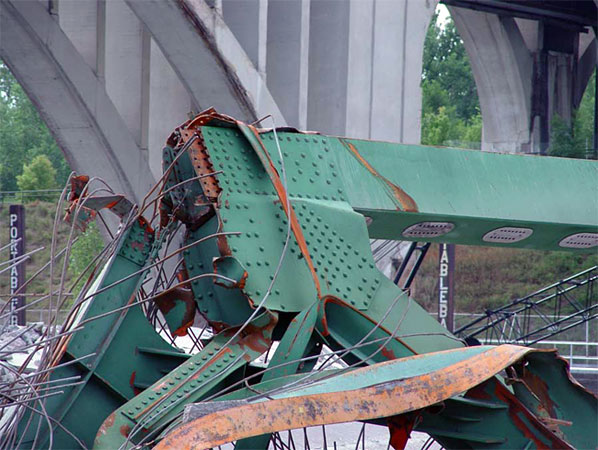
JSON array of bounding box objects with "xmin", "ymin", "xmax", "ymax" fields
[
  {"xmin": 467, "ymin": 375, "xmax": 571, "ymax": 449},
  {"xmin": 236, "ymin": 271, "xmax": 248, "ymax": 290},
  {"xmin": 184, "ymin": 129, "xmax": 222, "ymax": 202},
  {"xmin": 156, "ymin": 345, "xmax": 533, "ymax": 450},
  {"xmin": 134, "ymin": 314, "xmax": 275, "ymax": 420},
  {"xmin": 68, "ymin": 175, "xmax": 90, "ymax": 202},
  {"xmin": 380, "ymin": 346, "xmax": 398, "ymax": 360},
  {"xmin": 120, "ymin": 425, "xmax": 131, "ymax": 437},
  {"xmin": 129, "ymin": 371, "xmax": 136, "ymax": 389},
  {"xmin": 387, "ymin": 413, "xmax": 418, "ymax": 450},
  {"xmin": 212, "ymin": 256, "xmax": 249, "ymax": 289},
  {"xmin": 97, "ymin": 412, "xmax": 115, "ymax": 437},
  {"xmin": 340, "ymin": 139, "xmax": 418, "ymax": 212},
  {"xmin": 152, "ymin": 287, "xmax": 196, "ymax": 337},
  {"xmin": 519, "ymin": 368, "xmax": 557, "ymax": 418},
  {"xmin": 492, "ymin": 380, "xmax": 571, "ymax": 449},
  {"xmin": 242, "ymin": 122, "xmax": 322, "ymax": 298},
  {"xmin": 224, "ymin": 313, "xmax": 277, "ymax": 354}
]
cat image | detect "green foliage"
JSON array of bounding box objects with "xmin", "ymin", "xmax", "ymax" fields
[
  {"xmin": 68, "ymin": 222, "xmax": 104, "ymax": 295},
  {"xmin": 421, "ymin": 12, "xmax": 481, "ymax": 148},
  {"xmin": 17, "ymin": 155, "xmax": 57, "ymax": 194},
  {"xmin": 548, "ymin": 70, "xmax": 596, "ymax": 159},
  {"xmin": 422, "ymin": 13, "xmax": 478, "ymax": 121},
  {"xmin": 0, "ymin": 61, "xmax": 70, "ymax": 191},
  {"xmin": 421, "ymin": 106, "xmax": 463, "ymax": 146}
]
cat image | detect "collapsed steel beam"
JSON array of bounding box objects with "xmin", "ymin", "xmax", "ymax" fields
[
  {"xmin": 158, "ymin": 345, "xmax": 595, "ymax": 449},
  {"xmin": 8, "ymin": 109, "xmax": 597, "ymax": 449}
]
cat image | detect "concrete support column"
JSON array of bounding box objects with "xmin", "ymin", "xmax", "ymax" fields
[
  {"xmin": 103, "ymin": 0, "xmax": 144, "ymax": 146},
  {"xmin": 575, "ymin": 34, "xmax": 597, "ymax": 107},
  {"xmin": 266, "ymin": 0, "xmax": 310, "ymax": 129},
  {"xmin": 147, "ymin": 40, "xmax": 191, "ymax": 179},
  {"xmin": 125, "ymin": 0, "xmax": 284, "ymax": 124},
  {"xmin": 307, "ymin": 0, "xmax": 350, "ymax": 136},
  {"xmin": 344, "ymin": 0, "xmax": 375, "ymax": 139},
  {"xmin": 57, "ymin": 0, "xmax": 98, "ymax": 73},
  {"xmin": 0, "ymin": 0, "xmax": 153, "ymax": 202},
  {"xmin": 308, "ymin": 0, "xmax": 435, "ymax": 142},
  {"xmin": 530, "ymin": 24, "xmax": 581, "ymax": 153},
  {"xmin": 221, "ymin": 0, "xmax": 268, "ymax": 75},
  {"xmin": 369, "ymin": 0, "xmax": 436, "ymax": 144}
]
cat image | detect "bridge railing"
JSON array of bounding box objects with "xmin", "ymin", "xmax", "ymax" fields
[
  {"xmin": 482, "ymin": 338, "xmax": 598, "ymax": 371},
  {"xmin": 0, "ymin": 189, "xmax": 63, "ymax": 204}
]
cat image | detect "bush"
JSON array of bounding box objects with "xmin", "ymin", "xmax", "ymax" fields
[
  {"xmin": 16, "ymin": 155, "xmax": 57, "ymax": 197},
  {"xmin": 68, "ymin": 222, "xmax": 104, "ymax": 296}
]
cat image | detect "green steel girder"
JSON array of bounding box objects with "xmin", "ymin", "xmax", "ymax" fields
[
  {"xmin": 18, "ymin": 219, "xmax": 189, "ymax": 449},
  {"xmin": 15, "ymin": 110, "xmax": 597, "ymax": 450},
  {"xmin": 159, "ymin": 345, "xmax": 597, "ymax": 449},
  {"xmin": 94, "ymin": 311, "xmax": 278, "ymax": 448},
  {"xmin": 201, "ymin": 125, "xmax": 597, "ymax": 250}
]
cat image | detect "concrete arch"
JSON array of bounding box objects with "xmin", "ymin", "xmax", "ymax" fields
[
  {"xmin": 448, "ymin": 6, "xmax": 533, "ymax": 153},
  {"xmin": 125, "ymin": 0, "xmax": 285, "ymax": 125},
  {"xmin": 0, "ymin": 0, "xmax": 153, "ymax": 203}
]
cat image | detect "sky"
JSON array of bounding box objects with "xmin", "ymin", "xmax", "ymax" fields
[{"xmin": 436, "ymin": 3, "xmax": 451, "ymax": 27}]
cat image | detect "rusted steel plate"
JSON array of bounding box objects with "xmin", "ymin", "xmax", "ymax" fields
[{"xmin": 156, "ymin": 345, "xmax": 533, "ymax": 449}]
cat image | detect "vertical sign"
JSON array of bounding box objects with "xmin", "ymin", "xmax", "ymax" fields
[
  {"xmin": 9, "ymin": 205, "xmax": 25, "ymax": 325},
  {"xmin": 438, "ymin": 243, "xmax": 455, "ymax": 332}
]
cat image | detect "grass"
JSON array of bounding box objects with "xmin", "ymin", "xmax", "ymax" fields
[
  {"xmin": 410, "ymin": 244, "xmax": 598, "ymax": 314},
  {"xmin": 0, "ymin": 200, "xmax": 76, "ymax": 309}
]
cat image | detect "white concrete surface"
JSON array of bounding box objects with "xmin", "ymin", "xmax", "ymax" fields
[
  {"xmin": 2, "ymin": 0, "xmax": 596, "ymax": 198},
  {"xmin": 0, "ymin": 0, "xmax": 153, "ymax": 203}
]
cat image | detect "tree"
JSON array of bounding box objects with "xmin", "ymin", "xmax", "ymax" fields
[
  {"xmin": 0, "ymin": 61, "xmax": 70, "ymax": 191},
  {"xmin": 548, "ymin": 70, "xmax": 596, "ymax": 159},
  {"xmin": 422, "ymin": 106, "xmax": 463, "ymax": 146},
  {"xmin": 420, "ymin": 11, "xmax": 481, "ymax": 148},
  {"xmin": 422, "ymin": 12, "xmax": 479, "ymax": 121},
  {"xmin": 17, "ymin": 154, "xmax": 57, "ymax": 192},
  {"xmin": 68, "ymin": 222, "xmax": 104, "ymax": 297}
]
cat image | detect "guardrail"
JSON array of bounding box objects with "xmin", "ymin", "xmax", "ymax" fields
[
  {"xmin": 452, "ymin": 311, "xmax": 597, "ymax": 343},
  {"xmin": 4, "ymin": 310, "xmax": 596, "ymax": 374},
  {"xmin": 0, "ymin": 189, "xmax": 63, "ymax": 204},
  {"xmin": 483, "ymin": 339, "xmax": 598, "ymax": 372}
]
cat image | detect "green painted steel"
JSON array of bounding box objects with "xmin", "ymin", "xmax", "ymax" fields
[
  {"xmin": 18, "ymin": 220, "xmax": 187, "ymax": 449},
  {"xmin": 14, "ymin": 112, "xmax": 598, "ymax": 450},
  {"xmin": 235, "ymin": 303, "xmax": 321, "ymax": 449},
  {"xmin": 202, "ymin": 126, "xmax": 597, "ymax": 251},
  {"xmin": 94, "ymin": 311, "xmax": 277, "ymax": 448},
  {"xmin": 169, "ymin": 346, "xmax": 596, "ymax": 449}
]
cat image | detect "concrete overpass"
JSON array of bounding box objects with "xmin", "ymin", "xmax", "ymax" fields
[{"xmin": 0, "ymin": 0, "xmax": 596, "ymax": 203}]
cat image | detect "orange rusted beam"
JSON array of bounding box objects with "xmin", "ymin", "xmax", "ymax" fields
[{"xmin": 156, "ymin": 345, "xmax": 535, "ymax": 450}]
